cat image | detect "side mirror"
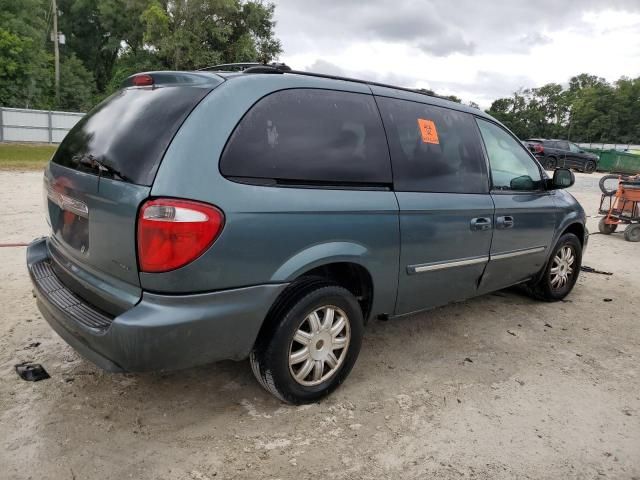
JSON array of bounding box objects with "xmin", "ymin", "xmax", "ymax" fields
[
  {"xmin": 551, "ymin": 168, "xmax": 574, "ymax": 189},
  {"xmin": 510, "ymin": 175, "xmax": 535, "ymax": 190}
]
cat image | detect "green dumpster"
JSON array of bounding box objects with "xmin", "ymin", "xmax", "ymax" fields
[{"xmin": 595, "ymin": 150, "xmax": 640, "ymax": 175}]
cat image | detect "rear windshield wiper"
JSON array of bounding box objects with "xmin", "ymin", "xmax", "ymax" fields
[{"xmin": 77, "ymin": 154, "xmax": 129, "ymax": 182}]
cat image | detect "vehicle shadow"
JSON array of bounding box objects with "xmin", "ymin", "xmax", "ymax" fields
[{"xmin": 46, "ymin": 285, "xmax": 540, "ymax": 420}]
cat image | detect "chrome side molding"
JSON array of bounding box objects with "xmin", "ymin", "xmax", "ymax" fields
[{"xmin": 408, "ymin": 255, "xmax": 489, "ymax": 274}]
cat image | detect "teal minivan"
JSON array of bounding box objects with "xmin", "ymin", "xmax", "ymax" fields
[{"xmin": 27, "ymin": 64, "xmax": 587, "ymax": 403}]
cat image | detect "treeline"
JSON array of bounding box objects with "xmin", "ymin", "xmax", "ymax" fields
[
  {"xmin": 0, "ymin": 0, "xmax": 281, "ymax": 112},
  {"xmin": 486, "ymin": 74, "xmax": 640, "ymax": 144}
]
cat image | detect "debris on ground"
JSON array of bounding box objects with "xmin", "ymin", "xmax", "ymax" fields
[
  {"xmin": 544, "ymin": 323, "xmax": 553, "ymax": 328},
  {"xmin": 507, "ymin": 330, "xmax": 517, "ymax": 336},
  {"xmin": 603, "ymin": 298, "xmax": 613, "ymax": 302},
  {"xmin": 581, "ymin": 266, "xmax": 613, "ymax": 276},
  {"xmin": 15, "ymin": 363, "xmax": 50, "ymax": 382}
]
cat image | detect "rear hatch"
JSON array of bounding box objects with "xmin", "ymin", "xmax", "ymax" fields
[
  {"xmin": 44, "ymin": 72, "xmax": 220, "ymax": 313},
  {"xmin": 525, "ymin": 139, "xmax": 544, "ymax": 156}
]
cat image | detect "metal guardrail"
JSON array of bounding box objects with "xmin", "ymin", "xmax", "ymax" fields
[{"xmin": 0, "ymin": 106, "xmax": 84, "ymax": 144}]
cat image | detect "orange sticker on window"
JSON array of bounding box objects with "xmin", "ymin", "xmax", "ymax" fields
[{"xmin": 417, "ymin": 118, "xmax": 439, "ymax": 144}]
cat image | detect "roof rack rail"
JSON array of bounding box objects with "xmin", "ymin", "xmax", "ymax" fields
[
  {"xmin": 261, "ymin": 68, "xmax": 444, "ymax": 101},
  {"xmin": 200, "ymin": 62, "xmax": 455, "ymax": 103},
  {"xmin": 197, "ymin": 62, "xmax": 291, "ymax": 72},
  {"xmin": 197, "ymin": 62, "xmax": 261, "ymax": 72}
]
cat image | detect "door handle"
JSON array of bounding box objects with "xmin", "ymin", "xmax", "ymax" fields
[
  {"xmin": 470, "ymin": 217, "xmax": 492, "ymax": 231},
  {"xmin": 496, "ymin": 216, "xmax": 514, "ymax": 229}
]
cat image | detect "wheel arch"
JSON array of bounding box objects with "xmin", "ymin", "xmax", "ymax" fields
[
  {"xmin": 253, "ymin": 260, "xmax": 375, "ymax": 354},
  {"xmin": 562, "ymin": 222, "xmax": 586, "ymax": 247},
  {"xmin": 533, "ymin": 219, "xmax": 586, "ymax": 285}
]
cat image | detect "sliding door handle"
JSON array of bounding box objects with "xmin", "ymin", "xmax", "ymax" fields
[
  {"xmin": 470, "ymin": 217, "xmax": 492, "ymax": 231},
  {"xmin": 496, "ymin": 216, "xmax": 514, "ymax": 229}
]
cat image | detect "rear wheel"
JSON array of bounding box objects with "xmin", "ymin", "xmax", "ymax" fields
[
  {"xmin": 598, "ymin": 217, "xmax": 618, "ymax": 234},
  {"xmin": 584, "ymin": 160, "xmax": 596, "ymax": 173},
  {"xmin": 524, "ymin": 233, "xmax": 582, "ymax": 301},
  {"xmin": 545, "ymin": 157, "xmax": 557, "ymax": 170},
  {"xmin": 624, "ymin": 225, "xmax": 640, "ymax": 242},
  {"xmin": 250, "ymin": 284, "xmax": 364, "ymax": 404}
]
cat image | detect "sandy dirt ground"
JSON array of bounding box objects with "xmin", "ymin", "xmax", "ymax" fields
[{"xmin": 0, "ymin": 170, "xmax": 639, "ymax": 480}]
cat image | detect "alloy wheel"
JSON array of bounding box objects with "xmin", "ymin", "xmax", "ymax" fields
[
  {"xmin": 550, "ymin": 245, "xmax": 575, "ymax": 289},
  {"xmin": 288, "ymin": 305, "xmax": 351, "ymax": 386}
]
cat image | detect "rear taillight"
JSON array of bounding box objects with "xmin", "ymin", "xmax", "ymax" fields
[
  {"xmin": 137, "ymin": 199, "xmax": 224, "ymax": 273},
  {"xmin": 532, "ymin": 144, "xmax": 544, "ymax": 154}
]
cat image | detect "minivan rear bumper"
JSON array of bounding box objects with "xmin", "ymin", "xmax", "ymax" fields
[{"xmin": 27, "ymin": 237, "xmax": 287, "ymax": 372}]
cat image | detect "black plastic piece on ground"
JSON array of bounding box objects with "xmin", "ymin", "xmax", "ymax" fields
[
  {"xmin": 15, "ymin": 363, "xmax": 50, "ymax": 382},
  {"xmin": 580, "ymin": 265, "xmax": 613, "ymax": 276}
]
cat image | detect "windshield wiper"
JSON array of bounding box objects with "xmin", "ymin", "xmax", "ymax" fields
[{"xmin": 77, "ymin": 154, "xmax": 129, "ymax": 182}]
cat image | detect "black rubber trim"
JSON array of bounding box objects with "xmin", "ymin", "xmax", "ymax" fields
[{"xmin": 30, "ymin": 260, "xmax": 113, "ymax": 331}]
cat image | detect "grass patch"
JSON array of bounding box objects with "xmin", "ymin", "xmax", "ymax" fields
[{"xmin": 0, "ymin": 143, "xmax": 57, "ymax": 170}]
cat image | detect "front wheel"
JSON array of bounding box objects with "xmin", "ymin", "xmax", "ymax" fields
[
  {"xmin": 524, "ymin": 233, "xmax": 582, "ymax": 301},
  {"xmin": 545, "ymin": 157, "xmax": 557, "ymax": 170},
  {"xmin": 250, "ymin": 284, "xmax": 364, "ymax": 404}
]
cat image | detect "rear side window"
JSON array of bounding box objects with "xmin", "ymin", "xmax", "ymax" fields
[
  {"xmin": 220, "ymin": 89, "xmax": 391, "ymax": 185},
  {"xmin": 376, "ymin": 97, "xmax": 488, "ymax": 194},
  {"xmin": 52, "ymin": 86, "xmax": 211, "ymax": 186}
]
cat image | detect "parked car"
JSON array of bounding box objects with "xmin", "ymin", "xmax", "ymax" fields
[
  {"xmin": 27, "ymin": 65, "xmax": 588, "ymax": 404},
  {"xmin": 526, "ymin": 138, "xmax": 599, "ymax": 173}
]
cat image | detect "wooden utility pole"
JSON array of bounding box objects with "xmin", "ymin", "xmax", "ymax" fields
[{"xmin": 52, "ymin": 0, "xmax": 60, "ymax": 104}]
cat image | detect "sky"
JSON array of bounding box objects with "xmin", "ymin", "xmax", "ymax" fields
[{"xmin": 272, "ymin": 0, "xmax": 640, "ymax": 108}]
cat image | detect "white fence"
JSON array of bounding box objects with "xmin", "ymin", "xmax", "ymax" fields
[
  {"xmin": 578, "ymin": 142, "xmax": 640, "ymax": 152},
  {"xmin": 0, "ymin": 107, "xmax": 84, "ymax": 144}
]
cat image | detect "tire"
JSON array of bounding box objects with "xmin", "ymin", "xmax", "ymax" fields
[
  {"xmin": 584, "ymin": 160, "xmax": 596, "ymax": 173},
  {"xmin": 624, "ymin": 225, "xmax": 640, "ymax": 242},
  {"xmin": 250, "ymin": 284, "xmax": 364, "ymax": 404},
  {"xmin": 598, "ymin": 217, "xmax": 618, "ymax": 234},
  {"xmin": 545, "ymin": 157, "xmax": 557, "ymax": 170},
  {"xmin": 599, "ymin": 174, "xmax": 620, "ymax": 196},
  {"xmin": 524, "ymin": 233, "xmax": 582, "ymax": 302}
]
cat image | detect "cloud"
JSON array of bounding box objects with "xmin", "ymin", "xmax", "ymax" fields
[
  {"xmin": 273, "ymin": 1, "xmax": 640, "ymax": 108},
  {"xmin": 275, "ymin": 0, "xmax": 640, "ymax": 56}
]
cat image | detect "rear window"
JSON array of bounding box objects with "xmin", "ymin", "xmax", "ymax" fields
[
  {"xmin": 52, "ymin": 86, "xmax": 211, "ymax": 186},
  {"xmin": 376, "ymin": 96, "xmax": 489, "ymax": 194},
  {"xmin": 220, "ymin": 89, "xmax": 392, "ymax": 185}
]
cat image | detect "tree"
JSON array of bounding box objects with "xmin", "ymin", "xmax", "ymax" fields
[
  {"xmin": 141, "ymin": 0, "xmax": 282, "ymax": 70},
  {"xmin": 57, "ymin": 0, "xmax": 149, "ymax": 93},
  {"xmin": 58, "ymin": 54, "xmax": 95, "ymax": 110},
  {"xmin": 486, "ymin": 74, "xmax": 640, "ymax": 143},
  {"xmin": 0, "ymin": 0, "xmax": 51, "ymax": 109}
]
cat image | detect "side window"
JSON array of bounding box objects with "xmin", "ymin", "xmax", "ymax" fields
[
  {"xmin": 376, "ymin": 97, "xmax": 488, "ymax": 194},
  {"xmin": 476, "ymin": 119, "xmax": 543, "ymax": 191},
  {"xmin": 220, "ymin": 89, "xmax": 391, "ymax": 185},
  {"xmin": 569, "ymin": 143, "xmax": 581, "ymax": 153},
  {"xmin": 558, "ymin": 141, "xmax": 570, "ymax": 150}
]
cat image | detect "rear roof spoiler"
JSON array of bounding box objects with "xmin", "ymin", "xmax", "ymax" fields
[{"xmin": 121, "ymin": 71, "xmax": 224, "ymax": 89}]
